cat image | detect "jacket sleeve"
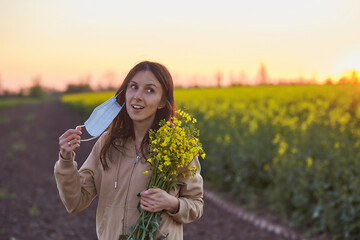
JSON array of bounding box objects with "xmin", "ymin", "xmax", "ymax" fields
[
  {"xmin": 54, "ymin": 136, "xmax": 103, "ymax": 213},
  {"xmin": 167, "ymin": 157, "xmax": 204, "ymax": 224}
]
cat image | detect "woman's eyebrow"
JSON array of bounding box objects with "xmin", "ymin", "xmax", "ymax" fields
[
  {"xmin": 146, "ymin": 83, "xmax": 158, "ymax": 88},
  {"xmin": 130, "ymin": 80, "xmax": 158, "ymax": 88}
]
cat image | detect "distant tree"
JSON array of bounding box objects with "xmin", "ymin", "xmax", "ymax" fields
[
  {"xmin": 238, "ymin": 71, "xmax": 247, "ymax": 85},
  {"xmin": 79, "ymin": 74, "xmax": 92, "ymax": 85},
  {"xmin": 338, "ymin": 70, "xmax": 359, "ymax": 84},
  {"xmin": 297, "ymin": 75, "xmax": 305, "ymax": 84},
  {"xmin": 3, "ymin": 90, "xmax": 10, "ymax": 97},
  {"xmin": 349, "ymin": 70, "xmax": 359, "ymax": 84},
  {"xmin": 102, "ymin": 71, "xmax": 118, "ymax": 90},
  {"xmin": 66, "ymin": 74, "xmax": 95, "ymax": 92},
  {"xmin": 338, "ymin": 76, "xmax": 347, "ymax": 84},
  {"xmin": 230, "ymin": 71, "xmax": 245, "ymax": 86},
  {"xmin": 17, "ymin": 88, "xmax": 25, "ymax": 97},
  {"xmin": 29, "ymin": 76, "xmax": 46, "ymax": 98},
  {"xmin": 65, "ymin": 83, "xmax": 93, "ymax": 93},
  {"xmin": 258, "ymin": 63, "xmax": 267, "ymax": 85},
  {"xmin": 325, "ymin": 78, "xmax": 333, "ymax": 85},
  {"xmin": 216, "ymin": 71, "xmax": 223, "ymax": 87}
]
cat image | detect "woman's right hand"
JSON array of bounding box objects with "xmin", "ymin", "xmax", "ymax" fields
[{"xmin": 59, "ymin": 126, "xmax": 82, "ymax": 160}]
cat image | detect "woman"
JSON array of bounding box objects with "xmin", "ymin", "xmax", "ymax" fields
[{"xmin": 54, "ymin": 61, "xmax": 203, "ymax": 240}]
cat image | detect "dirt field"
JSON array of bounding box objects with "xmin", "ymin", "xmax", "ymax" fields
[{"xmin": 0, "ymin": 100, "xmax": 326, "ymax": 240}]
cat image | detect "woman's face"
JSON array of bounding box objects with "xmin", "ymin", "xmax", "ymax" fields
[{"xmin": 125, "ymin": 70, "xmax": 165, "ymax": 127}]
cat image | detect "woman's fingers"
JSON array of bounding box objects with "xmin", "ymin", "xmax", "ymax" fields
[
  {"xmin": 59, "ymin": 128, "xmax": 82, "ymax": 140},
  {"xmin": 140, "ymin": 198, "xmax": 157, "ymax": 212},
  {"xmin": 140, "ymin": 193, "xmax": 154, "ymax": 211},
  {"xmin": 59, "ymin": 128, "xmax": 83, "ymax": 158},
  {"xmin": 140, "ymin": 188, "xmax": 179, "ymax": 213},
  {"xmin": 66, "ymin": 133, "xmax": 81, "ymax": 142},
  {"xmin": 59, "ymin": 134, "xmax": 80, "ymax": 147},
  {"xmin": 66, "ymin": 138, "xmax": 81, "ymax": 149},
  {"xmin": 140, "ymin": 189, "xmax": 169, "ymax": 212}
]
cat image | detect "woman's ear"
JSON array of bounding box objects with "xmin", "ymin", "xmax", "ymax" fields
[{"xmin": 158, "ymin": 98, "xmax": 166, "ymax": 109}]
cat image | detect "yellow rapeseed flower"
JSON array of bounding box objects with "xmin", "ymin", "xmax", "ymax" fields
[
  {"xmin": 307, "ymin": 157, "xmax": 313, "ymax": 168},
  {"xmin": 142, "ymin": 109, "xmax": 204, "ymax": 197},
  {"xmin": 264, "ymin": 164, "xmax": 270, "ymax": 171}
]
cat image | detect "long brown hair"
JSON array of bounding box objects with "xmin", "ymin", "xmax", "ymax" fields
[{"xmin": 100, "ymin": 61, "xmax": 175, "ymax": 170}]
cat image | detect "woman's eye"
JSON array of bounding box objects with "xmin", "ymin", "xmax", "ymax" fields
[
  {"xmin": 130, "ymin": 84, "xmax": 136, "ymax": 89},
  {"xmin": 146, "ymin": 88, "xmax": 154, "ymax": 93}
]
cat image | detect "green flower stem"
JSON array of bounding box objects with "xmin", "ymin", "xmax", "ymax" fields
[
  {"xmin": 141, "ymin": 212, "xmax": 156, "ymax": 239},
  {"xmin": 139, "ymin": 211, "xmax": 145, "ymax": 238},
  {"xmin": 127, "ymin": 211, "xmax": 143, "ymax": 239}
]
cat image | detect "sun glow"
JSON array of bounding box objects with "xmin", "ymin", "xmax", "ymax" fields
[
  {"xmin": 337, "ymin": 51, "xmax": 360, "ymax": 75},
  {"xmin": 1, "ymin": 0, "xmax": 360, "ymax": 92}
]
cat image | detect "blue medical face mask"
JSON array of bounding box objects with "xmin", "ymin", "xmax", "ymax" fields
[{"xmin": 79, "ymin": 92, "xmax": 124, "ymax": 142}]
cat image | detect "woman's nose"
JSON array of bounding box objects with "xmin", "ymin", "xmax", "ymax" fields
[{"xmin": 134, "ymin": 89, "xmax": 143, "ymax": 101}]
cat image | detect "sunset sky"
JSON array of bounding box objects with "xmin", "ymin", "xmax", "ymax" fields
[{"xmin": 1, "ymin": 0, "xmax": 360, "ymax": 91}]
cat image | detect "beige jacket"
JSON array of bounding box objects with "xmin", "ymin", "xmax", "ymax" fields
[{"xmin": 54, "ymin": 133, "xmax": 203, "ymax": 240}]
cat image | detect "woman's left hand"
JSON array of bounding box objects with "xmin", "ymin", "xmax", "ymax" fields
[{"xmin": 140, "ymin": 188, "xmax": 179, "ymax": 213}]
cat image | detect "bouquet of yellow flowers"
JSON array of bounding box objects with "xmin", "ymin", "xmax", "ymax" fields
[{"xmin": 124, "ymin": 109, "xmax": 205, "ymax": 240}]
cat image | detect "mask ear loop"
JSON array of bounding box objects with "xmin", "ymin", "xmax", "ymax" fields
[
  {"xmin": 115, "ymin": 90, "xmax": 122, "ymax": 99},
  {"xmin": 78, "ymin": 91, "xmax": 124, "ymax": 142},
  {"xmin": 78, "ymin": 124, "xmax": 99, "ymax": 142}
]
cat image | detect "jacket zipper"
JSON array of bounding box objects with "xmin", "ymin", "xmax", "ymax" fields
[{"xmin": 122, "ymin": 155, "xmax": 140, "ymax": 234}]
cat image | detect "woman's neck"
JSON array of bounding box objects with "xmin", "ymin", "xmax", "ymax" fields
[{"xmin": 133, "ymin": 121, "xmax": 151, "ymax": 150}]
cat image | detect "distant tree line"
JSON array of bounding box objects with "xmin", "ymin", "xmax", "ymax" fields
[
  {"xmin": 1, "ymin": 68, "xmax": 359, "ymax": 97},
  {"xmin": 332, "ymin": 70, "xmax": 359, "ymax": 85},
  {"xmin": 65, "ymin": 83, "xmax": 93, "ymax": 93},
  {"xmin": 0, "ymin": 76, "xmax": 46, "ymax": 99}
]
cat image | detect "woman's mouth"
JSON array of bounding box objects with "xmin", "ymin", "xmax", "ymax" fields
[{"xmin": 132, "ymin": 104, "xmax": 144, "ymax": 111}]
